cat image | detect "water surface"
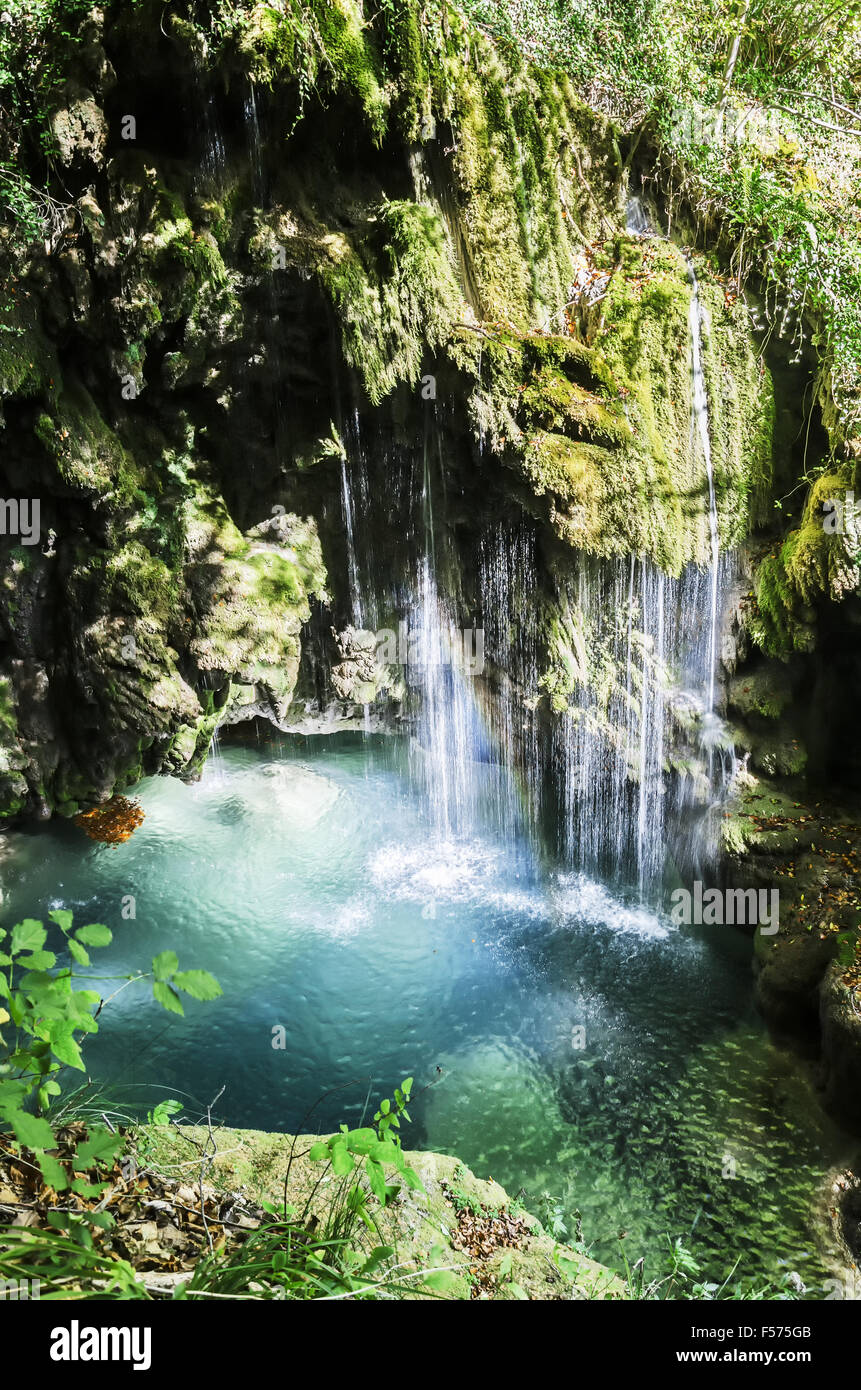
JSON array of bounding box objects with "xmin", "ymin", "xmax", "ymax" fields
[{"xmin": 0, "ymin": 733, "xmax": 848, "ymax": 1286}]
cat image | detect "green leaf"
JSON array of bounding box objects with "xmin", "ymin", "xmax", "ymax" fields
[
  {"xmin": 172, "ymin": 970, "xmax": 222, "ymax": 1001},
  {"xmin": 399, "ymin": 1166, "xmax": 426, "ymax": 1194},
  {"xmin": 149, "ymin": 1099, "xmax": 183, "ymax": 1126},
  {"xmin": 67, "ymin": 937, "xmax": 90, "ymax": 967},
  {"xmin": 71, "ymin": 989, "xmax": 101, "ymax": 1013},
  {"xmin": 37, "ymin": 1151, "xmax": 69, "ymax": 1191},
  {"xmin": 74, "ymin": 924, "xmax": 112, "ymax": 948},
  {"xmin": 152, "ymin": 950, "xmax": 179, "ymax": 981},
  {"xmin": 17, "ymin": 950, "xmax": 56, "ymax": 970},
  {"xmin": 50, "ymin": 1030, "xmax": 84, "ymax": 1070},
  {"xmin": 366, "ymin": 1156, "xmax": 386, "ymax": 1203},
  {"xmin": 73, "ymin": 1129, "xmax": 122, "ymax": 1169},
  {"xmin": 308, "ymin": 1141, "xmax": 330, "ymax": 1162},
  {"xmin": 343, "ymin": 1127, "xmax": 377, "ymax": 1155},
  {"xmin": 0, "ymin": 1081, "xmax": 30, "ymax": 1116},
  {"xmin": 19, "ymin": 969, "xmax": 55, "ymax": 991},
  {"xmin": 70, "ymin": 1177, "xmax": 109, "ymax": 1199},
  {"xmin": 360, "ymin": 1245, "xmax": 395, "ymax": 1276},
  {"xmin": 10, "ymin": 920, "xmax": 46, "ymax": 955},
  {"xmin": 153, "ymin": 980, "xmax": 184, "ymax": 1015},
  {"xmin": 9, "ymin": 1109, "xmax": 56, "ymax": 1150},
  {"xmin": 330, "ymin": 1144, "xmax": 356, "ymax": 1176},
  {"xmin": 423, "ymin": 1269, "xmax": 456, "ymax": 1291},
  {"xmin": 370, "ymin": 1138, "xmax": 402, "ymax": 1166},
  {"xmin": 86, "ymin": 1209, "xmax": 115, "ymax": 1230},
  {"xmin": 48, "ymin": 909, "xmax": 74, "ymax": 933},
  {"xmin": 37, "ymin": 1080, "xmax": 62, "ymax": 1111}
]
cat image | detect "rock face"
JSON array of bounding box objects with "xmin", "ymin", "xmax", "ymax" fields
[{"xmin": 0, "ymin": 0, "xmax": 773, "ymax": 822}]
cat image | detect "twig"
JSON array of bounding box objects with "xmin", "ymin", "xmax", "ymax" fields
[{"xmin": 199, "ymin": 1085, "xmax": 226, "ymax": 1254}]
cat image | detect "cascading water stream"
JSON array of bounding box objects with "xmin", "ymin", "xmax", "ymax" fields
[
  {"xmin": 686, "ymin": 259, "xmax": 721, "ymax": 716},
  {"xmin": 406, "ymin": 430, "xmax": 477, "ymax": 838},
  {"xmin": 244, "ymin": 83, "xmax": 265, "ymax": 196},
  {"xmin": 339, "ymin": 453, "xmax": 364, "ymax": 628}
]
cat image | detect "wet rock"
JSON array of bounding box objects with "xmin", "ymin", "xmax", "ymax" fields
[
  {"xmin": 49, "ymin": 85, "xmax": 107, "ymax": 169},
  {"xmin": 820, "ymin": 967, "xmax": 861, "ymax": 1129}
]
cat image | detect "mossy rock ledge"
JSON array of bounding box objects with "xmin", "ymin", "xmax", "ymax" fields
[{"xmin": 140, "ymin": 1123, "xmax": 625, "ymax": 1301}]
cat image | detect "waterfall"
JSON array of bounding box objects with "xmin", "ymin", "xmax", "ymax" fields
[
  {"xmin": 197, "ymin": 86, "xmax": 226, "ymax": 190},
  {"xmin": 686, "ymin": 259, "xmax": 720, "ymax": 716},
  {"xmin": 407, "ymin": 555, "xmax": 479, "ymax": 838},
  {"xmin": 625, "ymin": 196, "xmax": 721, "ymax": 720},
  {"xmin": 403, "ymin": 432, "xmax": 532, "ymax": 844},
  {"xmin": 317, "ymin": 242, "xmax": 731, "ymax": 898},
  {"xmin": 476, "ymin": 523, "xmax": 541, "ymax": 843},
  {"xmin": 245, "ymin": 83, "xmax": 265, "ymax": 198},
  {"xmin": 625, "ymin": 195, "xmax": 652, "ymax": 237},
  {"xmin": 553, "ymin": 554, "xmax": 728, "ymax": 897},
  {"xmin": 243, "ymin": 83, "xmax": 291, "ymax": 467},
  {"xmin": 345, "ymin": 409, "xmax": 378, "ymax": 629},
  {"xmin": 406, "ymin": 424, "xmax": 473, "ymax": 836},
  {"xmin": 339, "ymin": 453, "xmax": 364, "ymax": 627},
  {"xmin": 203, "ymin": 723, "xmax": 226, "ymax": 784}
]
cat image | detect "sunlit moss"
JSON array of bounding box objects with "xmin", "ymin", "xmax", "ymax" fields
[{"xmin": 321, "ymin": 201, "xmax": 465, "ymax": 404}]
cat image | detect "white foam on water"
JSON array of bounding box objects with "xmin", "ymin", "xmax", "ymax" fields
[
  {"xmin": 552, "ymin": 872, "xmax": 672, "ymax": 939},
  {"xmin": 367, "ymin": 837, "xmax": 542, "ymax": 920}
]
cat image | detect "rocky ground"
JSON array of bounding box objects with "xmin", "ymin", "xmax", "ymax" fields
[{"xmin": 0, "ymin": 1120, "xmax": 624, "ymax": 1300}]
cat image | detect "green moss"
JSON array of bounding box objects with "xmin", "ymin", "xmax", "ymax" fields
[
  {"xmin": 33, "ymin": 379, "xmax": 141, "ymax": 504},
  {"xmin": 748, "ymin": 468, "xmax": 857, "ymax": 658},
  {"xmin": 0, "ymin": 299, "xmax": 59, "ymax": 402},
  {"xmin": 698, "ymin": 281, "xmax": 775, "ymax": 535},
  {"xmin": 146, "ymin": 215, "xmax": 228, "ymax": 287},
  {"xmin": 721, "ymin": 781, "xmax": 817, "ymax": 858},
  {"xmin": 476, "ymin": 240, "xmax": 776, "ymax": 572},
  {"xmin": 727, "ymin": 665, "xmax": 793, "ymax": 720},
  {"xmin": 321, "ymin": 201, "xmax": 465, "ymax": 404},
  {"xmin": 430, "ymin": 19, "xmax": 611, "ymax": 327},
  {"xmin": 184, "ymin": 491, "xmax": 327, "ymax": 726},
  {"xmin": 103, "ymin": 542, "xmax": 180, "ymax": 624},
  {"xmin": 314, "ymin": 0, "xmax": 389, "ymax": 141},
  {"xmin": 230, "ymin": 0, "xmax": 389, "ymax": 140},
  {"xmin": 0, "ymin": 675, "xmax": 17, "ymax": 741}
]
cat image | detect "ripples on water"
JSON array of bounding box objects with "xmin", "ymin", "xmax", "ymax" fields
[{"xmin": 0, "ymin": 734, "xmax": 849, "ymax": 1287}]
